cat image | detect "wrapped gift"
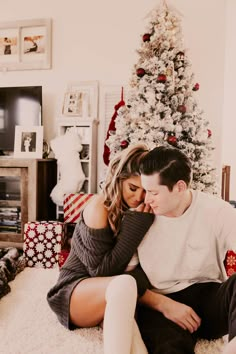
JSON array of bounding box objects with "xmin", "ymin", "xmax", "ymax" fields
[
  {"xmin": 23, "ymin": 221, "xmax": 64, "ymax": 268},
  {"xmin": 225, "ymin": 250, "xmax": 236, "ymax": 277},
  {"xmin": 58, "ymin": 223, "xmax": 75, "ymax": 268},
  {"xmin": 63, "ymin": 193, "xmax": 95, "ymax": 224},
  {"xmin": 59, "ymin": 249, "xmax": 70, "ymax": 268}
]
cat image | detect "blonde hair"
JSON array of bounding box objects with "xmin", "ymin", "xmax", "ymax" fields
[{"xmin": 103, "ymin": 144, "xmax": 148, "ymax": 234}]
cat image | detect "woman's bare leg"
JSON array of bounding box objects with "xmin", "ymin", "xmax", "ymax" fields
[
  {"xmin": 103, "ymin": 274, "xmax": 147, "ymax": 354},
  {"xmin": 69, "ymin": 276, "xmax": 115, "ymax": 327},
  {"xmin": 70, "ymin": 274, "xmax": 147, "ymax": 354}
]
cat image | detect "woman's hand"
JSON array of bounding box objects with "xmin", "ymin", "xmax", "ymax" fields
[{"xmin": 135, "ymin": 202, "xmax": 153, "ymax": 213}]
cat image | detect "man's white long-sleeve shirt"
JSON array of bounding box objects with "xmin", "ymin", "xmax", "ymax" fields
[{"xmin": 138, "ymin": 190, "xmax": 236, "ymax": 294}]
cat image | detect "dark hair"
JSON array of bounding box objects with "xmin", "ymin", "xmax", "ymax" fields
[{"xmin": 139, "ymin": 146, "xmax": 192, "ymax": 191}]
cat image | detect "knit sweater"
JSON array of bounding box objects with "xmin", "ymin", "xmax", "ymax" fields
[
  {"xmin": 47, "ymin": 210, "xmax": 154, "ymax": 329},
  {"xmin": 138, "ymin": 189, "xmax": 236, "ymax": 295}
]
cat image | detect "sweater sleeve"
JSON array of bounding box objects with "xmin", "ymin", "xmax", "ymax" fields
[
  {"xmin": 72, "ymin": 210, "xmax": 154, "ymax": 277},
  {"xmin": 125, "ymin": 264, "xmax": 152, "ymax": 297}
]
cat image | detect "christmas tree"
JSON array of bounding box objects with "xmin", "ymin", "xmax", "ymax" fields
[{"xmin": 105, "ymin": 2, "xmax": 217, "ymax": 193}]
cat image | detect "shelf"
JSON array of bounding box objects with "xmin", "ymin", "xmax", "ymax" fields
[
  {"xmin": 55, "ymin": 119, "xmax": 98, "ymax": 219},
  {"xmin": 0, "ymin": 232, "xmax": 22, "ymax": 242},
  {"xmin": 0, "ymin": 200, "xmax": 21, "ymax": 207}
]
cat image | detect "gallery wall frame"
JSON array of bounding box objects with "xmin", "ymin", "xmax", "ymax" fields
[
  {"xmin": 14, "ymin": 125, "xmax": 44, "ymax": 158},
  {"xmin": 0, "ymin": 18, "xmax": 52, "ymax": 71}
]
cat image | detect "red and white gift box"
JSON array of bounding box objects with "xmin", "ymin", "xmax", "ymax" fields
[
  {"xmin": 63, "ymin": 193, "xmax": 95, "ymax": 224},
  {"xmin": 23, "ymin": 221, "xmax": 64, "ymax": 268}
]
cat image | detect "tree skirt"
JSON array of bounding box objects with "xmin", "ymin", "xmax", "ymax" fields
[{"xmin": 0, "ymin": 268, "xmax": 226, "ymax": 354}]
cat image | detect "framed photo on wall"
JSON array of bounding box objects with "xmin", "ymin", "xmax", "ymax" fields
[
  {"xmin": 14, "ymin": 125, "xmax": 44, "ymax": 158},
  {"xmin": 0, "ymin": 28, "xmax": 19, "ymax": 63},
  {"xmin": 0, "ymin": 18, "xmax": 51, "ymax": 71}
]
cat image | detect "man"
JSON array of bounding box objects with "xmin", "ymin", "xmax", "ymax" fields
[{"xmin": 136, "ymin": 146, "xmax": 236, "ymax": 354}]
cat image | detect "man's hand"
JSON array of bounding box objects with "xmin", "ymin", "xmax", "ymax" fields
[
  {"xmin": 159, "ymin": 296, "xmax": 201, "ymax": 333},
  {"xmin": 139, "ymin": 289, "xmax": 201, "ymax": 333}
]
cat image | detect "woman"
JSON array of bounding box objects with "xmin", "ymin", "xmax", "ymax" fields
[{"xmin": 47, "ymin": 144, "xmax": 154, "ymax": 354}]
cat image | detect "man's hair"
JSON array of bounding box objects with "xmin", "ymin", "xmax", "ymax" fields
[{"xmin": 139, "ymin": 146, "xmax": 192, "ymax": 191}]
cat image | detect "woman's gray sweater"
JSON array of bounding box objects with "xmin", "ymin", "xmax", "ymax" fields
[{"xmin": 47, "ymin": 210, "xmax": 154, "ymax": 329}]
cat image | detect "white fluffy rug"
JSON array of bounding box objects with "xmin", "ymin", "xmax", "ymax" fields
[{"xmin": 0, "ymin": 268, "xmax": 227, "ymax": 354}]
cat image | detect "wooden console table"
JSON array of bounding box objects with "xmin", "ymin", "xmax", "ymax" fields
[{"xmin": 0, "ymin": 158, "xmax": 57, "ymax": 248}]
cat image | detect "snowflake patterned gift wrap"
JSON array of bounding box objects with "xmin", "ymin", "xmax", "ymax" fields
[
  {"xmin": 225, "ymin": 250, "xmax": 236, "ymax": 276},
  {"xmin": 23, "ymin": 221, "xmax": 64, "ymax": 268},
  {"xmin": 63, "ymin": 193, "xmax": 96, "ymax": 223}
]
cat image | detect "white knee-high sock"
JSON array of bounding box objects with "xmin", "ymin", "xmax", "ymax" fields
[
  {"xmin": 130, "ymin": 319, "xmax": 148, "ymax": 354},
  {"xmin": 223, "ymin": 336, "xmax": 236, "ymax": 354},
  {"xmin": 103, "ymin": 275, "xmax": 138, "ymax": 354}
]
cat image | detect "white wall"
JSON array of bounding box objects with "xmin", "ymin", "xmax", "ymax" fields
[
  {"xmin": 223, "ymin": 0, "xmax": 236, "ymax": 200},
  {"xmin": 1, "ymin": 0, "xmax": 231, "ymax": 196}
]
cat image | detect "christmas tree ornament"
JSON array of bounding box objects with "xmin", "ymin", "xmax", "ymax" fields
[
  {"xmin": 143, "ymin": 33, "xmax": 151, "ymax": 42},
  {"xmin": 177, "ymin": 105, "xmax": 187, "ymax": 113},
  {"xmin": 166, "ymin": 66, "xmax": 173, "ymax": 77},
  {"xmin": 120, "ymin": 140, "xmax": 129, "ymax": 149},
  {"xmin": 167, "ymin": 134, "xmax": 177, "ymax": 146},
  {"xmin": 207, "ymin": 129, "xmax": 212, "ymax": 138},
  {"xmin": 136, "ymin": 68, "xmax": 146, "ymax": 77},
  {"xmin": 193, "ymin": 83, "xmax": 200, "ymax": 91},
  {"xmin": 157, "ymin": 74, "xmax": 167, "ymax": 83}
]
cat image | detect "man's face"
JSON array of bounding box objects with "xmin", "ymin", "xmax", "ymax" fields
[{"xmin": 141, "ymin": 173, "xmax": 182, "ymax": 217}]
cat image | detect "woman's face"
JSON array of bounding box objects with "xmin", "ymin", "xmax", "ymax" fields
[{"xmin": 122, "ymin": 175, "xmax": 146, "ymax": 209}]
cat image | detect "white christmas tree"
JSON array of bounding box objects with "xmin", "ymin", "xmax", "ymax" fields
[{"xmin": 105, "ymin": 2, "xmax": 217, "ymax": 193}]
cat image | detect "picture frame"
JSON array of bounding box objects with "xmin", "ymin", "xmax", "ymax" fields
[
  {"xmin": 62, "ymin": 91, "xmax": 85, "ymax": 116},
  {"xmin": 0, "ymin": 18, "xmax": 51, "ymax": 71},
  {"xmin": 62, "ymin": 81, "xmax": 99, "ymax": 119},
  {"xmin": 14, "ymin": 125, "xmax": 44, "ymax": 158}
]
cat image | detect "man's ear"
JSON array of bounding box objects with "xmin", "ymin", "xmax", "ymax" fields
[{"xmin": 176, "ymin": 180, "xmax": 187, "ymax": 192}]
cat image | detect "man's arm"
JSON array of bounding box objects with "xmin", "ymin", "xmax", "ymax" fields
[
  {"xmin": 126, "ymin": 260, "xmax": 202, "ymax": 333},
  {"xmin": 138, "ymin": 289, "xmax": 201, "ymax": 334}
]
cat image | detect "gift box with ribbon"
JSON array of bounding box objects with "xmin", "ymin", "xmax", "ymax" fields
[
  {"xmin": 63, "ymin": 193, "xmax": 95, "ymax": 224},
  {"xmin": 23, "ymin": 221, "xmax": 64, "ymax": 268}
]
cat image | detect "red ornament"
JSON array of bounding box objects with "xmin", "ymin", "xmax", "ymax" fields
[
  {"xmin": 136, "ymin": 68, "xmax": 146, "ymax": 78},
  {"xmin": 177, "ymin": 105, "xmax": 186, "ymax": 113},
  {"xmin": 120, "ymin": 140, "xmax": 129, "ymax": 149},
  {"xmin": 167, "ymin": 135, "xmax": 177, "ymax": 146},
  {"xmin": 207, "ymin": 129, "xmax": 212, "ymax": 138},
  {"xmin": 157, "ymin": 74, "xmax": 167, "ymax": 83},
  {"xmin": 193, "ymin": 83, "xmax": 200, "ymax": 91},
  {"xmin": 143, "ymin": 33, "xmax": 151, "ymax": 42}
]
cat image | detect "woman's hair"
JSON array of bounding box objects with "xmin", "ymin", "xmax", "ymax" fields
[
  {"xmin": 139, "ymin": 146, "xmax": 192, "ymax": 190},
  {"xmin": 103, "ymin": 143, "xmax": 148, "ymax": 234}
]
